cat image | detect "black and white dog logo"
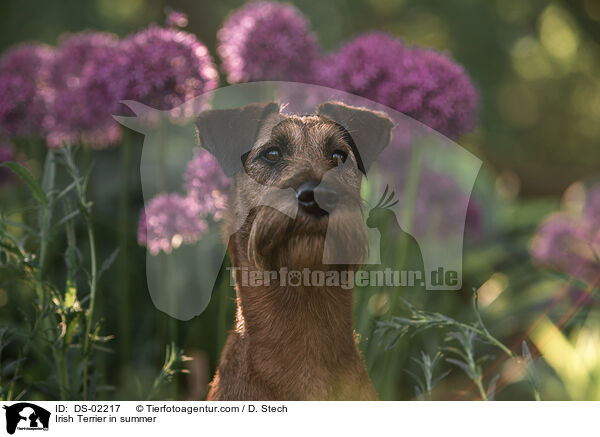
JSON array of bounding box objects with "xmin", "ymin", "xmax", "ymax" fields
[{"xmin": 3, "ymin": 403, "xmax": 50, "ymax": 434}]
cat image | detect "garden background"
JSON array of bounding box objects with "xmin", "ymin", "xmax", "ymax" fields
[{"xmin": 0, "ymin": 0, "xmax": 599, "ymax": 401}]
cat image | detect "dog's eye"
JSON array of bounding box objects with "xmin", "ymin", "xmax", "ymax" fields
[
  {"xmin": 331, "ymin": 150, "xmax": 347, "ymax": 165},
  {"xmin": 261, "ymin": 147, "xmax": 282, "ymax": 162}
]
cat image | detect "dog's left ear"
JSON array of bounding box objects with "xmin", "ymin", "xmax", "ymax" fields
[
  {"xmin": 195, "ymin": 102, "xmax": 280, "ymax": 177},
  {"xmin": 316, "ymin": 101, "xmax": 394, "ymax": 174}
]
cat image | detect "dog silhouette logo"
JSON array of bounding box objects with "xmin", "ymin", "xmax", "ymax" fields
[{"xmin": 3, "ymin": 403, "xmax": 50, "ymax": 434}]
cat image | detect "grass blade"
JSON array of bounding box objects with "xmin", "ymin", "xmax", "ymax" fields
[{"xmin": 1, "ymin": 162, "xmax": 47, "ymax": 207}]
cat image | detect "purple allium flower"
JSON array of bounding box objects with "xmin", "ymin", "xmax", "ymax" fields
[
  {"xmin": 166, "ymin": 9, "xmax": 189, "ymax": 28},
  {"xmin": 123, "ymin": 26, "xmax": 218, "ymax": 115},
  {"xmin": 137, "ymin": 150, "xmax": 230, "ymax": 255},
  {"xmin": 531, "ymin": 184, "xmax": 600, "ymax": 294},
  {"xmin": 316, "ymin": 33, "xmax": 406, "ymax": 98},
  {"xmin": 138, "ymin": 193, "xmax": 208, "ymax": 255},
  {"xmin": 0, "ymin": 138, "xmax": 14, "ymax": 183},
  {"xmin": 183, "ymin": 148, "xmax": 230, "ymax": 220},
  {"xmin": 0, "ymin": 43, "xmax": 54, "ymax": 136},
  {"xmin": 44, "ymin": 32, "xmax": 130, "ymax": 149},
  {"xmin": 530, "ymin": 214, "xmax": 592, "ymax": 274},
  {"xmin": 317, "ymin": 32, "xmax": 477, "ymax": 139},
  {"xmin": 218, "ymin": 1, "xmax": 319, "ymax": 83}
]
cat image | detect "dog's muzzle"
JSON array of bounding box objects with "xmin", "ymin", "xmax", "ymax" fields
[{"xmin": 296, "ymin": 181, "xmax": 339, "ymax": 217}]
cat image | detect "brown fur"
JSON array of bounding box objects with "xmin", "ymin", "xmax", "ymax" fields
[{"xmin": 199, "ymin": 103, "xmax": 393, "ymax": 401}]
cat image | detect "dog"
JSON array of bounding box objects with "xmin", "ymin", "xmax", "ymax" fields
[{"xmin": 195, "ymin": 101, "xmax": 394, "ymax": 400}]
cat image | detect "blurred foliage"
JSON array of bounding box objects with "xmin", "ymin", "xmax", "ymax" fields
[{"xmin": 0, "ymin": 0, "xmax": 599, "ymax": 400}]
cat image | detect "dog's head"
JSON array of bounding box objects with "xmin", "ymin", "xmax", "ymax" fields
[{"xmin": 196, "ymin": 101, "xmax": 394, "ymax": 271}]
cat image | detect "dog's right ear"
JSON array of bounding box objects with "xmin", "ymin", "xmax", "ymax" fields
[
  {"xmin": 195, "ymin": 102, "xmax": 280, "ymax": 177},
  {"xmin": 316, "ymin": 101, "xmax": 394, "ymax": 175}
]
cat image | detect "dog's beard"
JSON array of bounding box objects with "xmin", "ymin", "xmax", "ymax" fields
[{"xmin": 248, "ymin": 204, "xmax": 368, "ymax": 272}]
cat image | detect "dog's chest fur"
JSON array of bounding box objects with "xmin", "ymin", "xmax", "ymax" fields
[
  {"xmin": 208, "ymin": 280, "xmax": 376, "ymax": 400},
  {"xmin": 207, "ymin": 214, "xmax": 376, "ymax": 400}
]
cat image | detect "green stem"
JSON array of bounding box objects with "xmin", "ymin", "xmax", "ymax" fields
[
  {"xmin": 473, "ymin": 294, "xmax": 542, "ymax": 400},
  {"xmin": 118, "ymin": 135, "xmax": 132, "ymax": 365},
  {"xmin": 390, "ymin": 145, "xmax": 422, "ymax": 317},
  {"xmin": 39, "ymin": 150, "xmax": 70, "ymax": 400},
  {"xmin": 6, "ymin": 344, "xmax": 24, "ymax": 401},
  {"xmin": 62, "ymin": 147, "xmax": 98, "ymax": 400},
  {"xmin": 37, "ymin": 149, "xmax": 55, "ymax": 308},
  {"xmin": 53, "ymin": 349, "xmax": 69, "ymax": 400},
  {"xmin": 377, "ymin": 146, "xmax": 423, "ymax": 400},
  {"xmin": 82, "ymin": 216, "xmax": 98, "ymax": 400},
  {"xmin": 453, "ymin": 322, "xmax": 515, "ymax": 358},
  {"xmin": 472, "ymin": 295, "xmax": 514, "ymax": 357},
  {"xmin": 472, "ymin": 294, "xmax": 541, "ymax": 400},
  {"xmin": 37, "ymin": 210, "xmax": 49, "ymax": 308},
  {"xmin": 475, "ymin": 375, "xmax": 489, "ymax": 401}
]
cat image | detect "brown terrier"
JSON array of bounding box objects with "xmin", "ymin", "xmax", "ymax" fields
[{"xmin": 195, "ymin": 101, "xmax": 394, "ymax": 400}]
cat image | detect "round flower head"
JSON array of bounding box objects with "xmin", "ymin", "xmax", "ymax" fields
[
  {"xmin": 530, "ymin": 206, "xmax": 600, "ymax": 307},
  {"xmin": 138, "ymin": 193, "xmax": 208, "ymax": 255},
  {"xmin": 319, "ymin": 32, "xmax": 477, "ymax": 139},
  {"xmin": 123, "ymin": 26, "xmax": 218, "ymax": 115},
  {"xmin": 183, "ymin": 148, "xmax": 230, "ymax": 220},
  {"xmin": 218, "ymin": 1, "xmax": 319, "ymax": 83},
  {"xmin": 317, "ymin": 33, "xmax": 407, "ymax": 98},
  {"xmin": 398, "ymin": 47, "xmax": 478, "ymax": 138},
  {"xmin": 45, "ymin": 32, "xmax": 130, "ymax": 148},
  {"xmin": 531, "ymin": 210, "xmax": 600, "ymax": 288},
  {"xmin": 0, "ymin": 43, "xmax": 54, "ymax": 136}
]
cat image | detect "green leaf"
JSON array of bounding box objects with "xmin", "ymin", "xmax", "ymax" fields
[
  {"xmin": 0, "ymin": 358, "xmax": 27, "ymax": 376},
  {"xmin": 55, "ymin": 180, "xmax": 78, "ymax": 202},
  {"xmin": 446, "ymin": 358, "xmax": 474, "ymax": 379},
  {"xmin": 0, "ymin": 162, "xmax": 47, "ymax": 207},
  {"xmin": 64, "ymin": 312, "xmax": 83, "ymax": 345},
  {"xmin": 522, "ymin": 340, "xmax": 542, "ymax": 400},
  {"xmin": 487, "ymin": 373, "xmax": 500, "ymax": 401},
  {"xmin": 41, "ymin": 150, "xmax": 56, "ymax": 201},
  {"xmin": 98, "ymin": 248, "xmax": 119, "ymax": 280},
  {"xmin": 52, "ymin": 209, "xmax": 81, "ymax": 229},
  {"xmin": 403, "ymin": 368, "xmax": 426, "ymax": 394},
  {"xmin": 432, "ymin": 369, "xmax": 452, "ymax": 388},
  {"xmin": 95, "ymin": 385, "xmax": 116, "ymax": 392},
  {"xmin": 0, "ymin": 240, "xmax": 26, "ymax": 262},
  {"xmin": 0, "ymin": 219, "xmax": 37, "ymax": 235},
  {"xmin": 522, "ymin": 340, "xmax": 533, "ymax": 362}
]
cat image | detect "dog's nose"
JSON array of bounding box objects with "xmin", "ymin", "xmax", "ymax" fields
[{"xmin": 296, "ymin": 181, "xmax": 339, "ymax": 216}]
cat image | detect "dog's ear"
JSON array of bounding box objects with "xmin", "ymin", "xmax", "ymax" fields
[
  {"xmin": 316, "ymin": 101, "xmax": 394, "ymax": 174},
  {"xmin": 195, "ymin": 102, "xmax": 280, "ymax": 177}
]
